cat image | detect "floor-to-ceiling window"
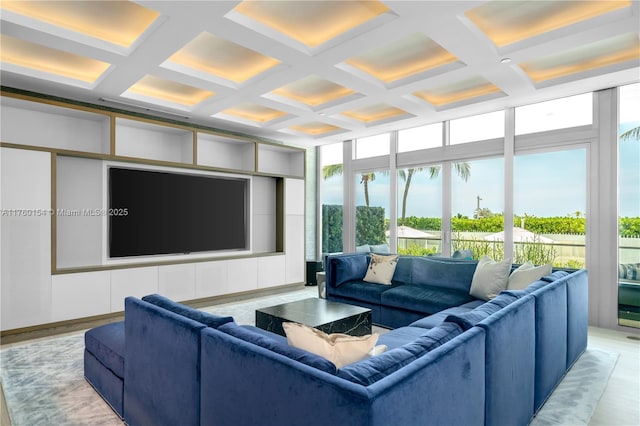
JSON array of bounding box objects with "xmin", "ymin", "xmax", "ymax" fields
[
  {"xmin": 320, "ymin": 143, "xmax": 343, "ymax": 254},
  {"xmin": 618, "ymin": 82, "xmax": 640, "ymax": 328},
  {"xmin": 451, "ymin": 157, "xmax": 504, "ymax": 259},
  {"xmin": 513, "ymin": 149, "xmax": 587, "ymax": 267},
  {"xmin": 352, "ymin": 134, "xmax": 391, "ymax": 251},
  {"xmin": 395, "ymin": 123, "xmax": 444, "ymax": 254},
  {"xmin": 512, "ymin": 93, "xmax": 592, "ymax": 267}
]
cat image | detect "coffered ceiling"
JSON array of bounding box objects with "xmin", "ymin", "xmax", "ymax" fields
[{"xmin": 1, "ymin": 1, "xmax": 638, "ymax": 147}]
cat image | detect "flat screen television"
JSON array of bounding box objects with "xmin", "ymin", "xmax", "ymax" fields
[{"xmin": 108, "ymin": 167, "xmax": 249, "ymax": 258}]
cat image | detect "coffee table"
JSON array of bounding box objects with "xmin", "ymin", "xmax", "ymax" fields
[{"xmin": 255, "ymin": 298, "xmax": 372, "ymax": 337}]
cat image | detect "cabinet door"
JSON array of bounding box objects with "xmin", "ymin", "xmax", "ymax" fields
[
  {"xmin": 227, "ymin": 258, "xmax": 258, "ymax": 292},
  {"xmin": 258, "ymin": 256, "xmax": 286, "ymax": 288},
  {"xmin": 158, "ymin": 264, "xmax": 196, "ymax": 301},
  {"xmin": 1, "ymin": 148, "xmax": 52, "ymax": 330},
  {"xmin": 51, "ymin": 271, "xmax": 111, "ymax": 322},
  {"xmin": 111, "ymin": 266, "xmax": 159, "ymax": 312}
]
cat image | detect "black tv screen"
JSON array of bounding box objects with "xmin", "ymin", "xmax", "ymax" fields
[{"xmin": 108, "ymin": 167, "xmax": 249, "ymax": 258}]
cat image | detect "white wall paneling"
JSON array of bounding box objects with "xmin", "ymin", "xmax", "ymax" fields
[
  {"xmin": 0, "ymin": 94, "xmax": 305, "ymax": 331},
  {"xmin": 115, "ymin": 118, "xmax": 193, "ymax": 164},
  {"xmin": 227, "ymin": 258, "xmax": 258, "ymax": 292},
  {"xmin": 195, "ymin": 260, "xmax": 229, "ymax": 298},
  {"xmin": 158, "ymin": 263, "xmax": 196, "ymax": 301},
  {"xmin": 56, "ymin": 156, "xmax": 104, "ymax": 269},
  {"xmin": 197, "ymin": 133, "xmax": 255, "ymax": 171},
  {"xmin": 110, "ymin": 266, "xmax": 159, "ymax": 312},
  {"xmin": 0, "ymin": 97, "xmax": 110, "ymax": 154},
  {"xmin": 51, "ymin": 271, "xmax": 111, "ymax": 322},
  {"xmin": 285, "ymin": 215, "xmax": 305, "ymax": 284},
  {"xmin": 0, "ymin": 148, "xmax": 52, "ymax": 330},
  {"xmin": 258, "ymin": 256, "xmax": 286, "ymax": 288}
]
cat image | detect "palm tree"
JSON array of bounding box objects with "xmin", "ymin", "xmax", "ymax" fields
[
  {"xmin": 398, "ymin": 163, "xmax": 471, "ymax": 225},
  {"xmin": 322, "ymin": 164, "xmax": 378, "ymax": 207},
  {"xmin": 620, "ymin": 126, "xmax": 640, "ymax": 141}
]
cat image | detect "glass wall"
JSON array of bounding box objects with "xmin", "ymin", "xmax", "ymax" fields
[
  {"xmin": 396, "ymin": 165, "xmax": 442, "ymax": 255},
  {"xmin": 451, "ymin": 157, "xmax": 504, "ymax": 259},
  {"xmin": 450, "ymin": 110, "xmax": 504, "ymax": 144},
  {"xmin": 513, "ymin": 149, "xmax": 586, "ymax": 267},
  {"xmin": 354, "ymin": 169, "xmax": 390, "ymax": 251},
  {"xmin": 353, "ymin": 134, "xmax": 390, "ymax": 159},
  {"xmin": 515, "ymin": 93, "xmax": 592, "ymax": 135},
  {"xmin": 398, "ymin": 123, "xmax": 442, "ymax": 152},
  {"xmin": 320, "ymin": 143, "xmax": 343, "ymax": 254},
  {"xmin": 618, "ymin": 82, "xmax": 640, "ymax": 328}
]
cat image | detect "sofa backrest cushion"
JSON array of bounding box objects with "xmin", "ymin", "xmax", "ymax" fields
[
  {"xmin": 218, "ymin": 322, "xmax": 338, "ymax": 375},
  {"xmin": 330, "ymin": 255, "xmax": 370, "ymax": 287},
  {"xmin": 336, "ymin": 322, "xmax": 462, "ymax": 386},
  {"xmin": 410, "ymin": 257, "xmax": 478, "ymax": 292},
  {"xmin": 541, "ymin": 270, "xmax": 570, "ymax": 283},
  {"xmin": 444, "ymin": 292, "xmax": 518, "ymax": 331},
  {"xmin": 142, "ymin": 294, "xmax": 234, "ymax": 328}
]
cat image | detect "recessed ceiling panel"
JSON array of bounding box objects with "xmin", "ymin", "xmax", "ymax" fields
[
  {"xmin": 520, "ymin": 33, "xmax": 640, "ymax": 84},
  {"xmin": 0, "ymin": 34, "xmax": 110, "ymax": 83},
  {"xmin": 231, "ymin": 0, "xmax": 389, "ymax": 48},
  {"xmin": 1, "ymin": 0, "xmax": 160, "ymax": 48},
  {"xmin": 289, "ymin": 122, "xmax": 343, "ymax": 135},
  {"xmin": 221, "ymin": 103, "xmax": 288, "ymax": 123},
  {"xmin": 271, "ymin": 75, "xmax": 356, "ymax": 107},
  {"xmin": 166, "ymin": 32, "xmax": 280, "ymax": 84},
  {"xmin": 341, "ymin": 103, "xmax": 408, "ymax": 123},
  {"xmin": 413, "ymin": 77, "xmax": 502, "ymax": 107},
  {"xmin": 344, "ymin": 33, "xmax": 459, "ymax": 83},
  {"xmin": 466, "ymin": 0, "xmax": 631, "ymax": 47},
  {"xmin": 126, "ymin": 75, "xmax": 215, "ymax": 106}
]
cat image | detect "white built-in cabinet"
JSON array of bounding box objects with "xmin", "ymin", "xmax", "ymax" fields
[{"xmin": 0, "ymin": 93, "xmax": 305, "ymax": 331}]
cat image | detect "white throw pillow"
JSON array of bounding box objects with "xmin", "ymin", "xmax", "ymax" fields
[
  {"xmin": 363, "ymin": 253, "xmax": 399, "ymax": 285},
  {"xmin": 283, "ymin": 322, "xmax": 379, "ymax": 368},
  {"xmin": 508, "ymin": 262, "xmax": 552, "ymax": 290},
  {"xmin": 469, "ymin": 256, "xmax": 512, "ymax": 301}
]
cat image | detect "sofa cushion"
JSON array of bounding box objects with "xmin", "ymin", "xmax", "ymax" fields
[
  {"xmin": 218, "ymin": 322, "xmax": 338, "ymax": 375},
  {"xmin": 142, "ymin": 294, "xmax": 233, "ymax": 328},
  {"xmin": 363, "ymin": 253, "xmax": 399, "ymax": 285},
  {"xmin": 330, "ymin": 255, "xmax": 369, "ymax": 287},
  {"xmin": 409, "ymin": 306, "xmax": 474, "ymax": 329},
  {"xmin": 508, "ymin": 262, "xmax": 553, "ymax": 290},
  {"xmin": 381, "ymin": 284, "xmax": 475, "ymax": 315},
  {"xmin": 469, "ymin": 256, "xmax": 512, "ymax": 300},
  {"xmin": 337, "ymin": 322, "xmax": 463, "ymax": 386},
  {"xmin": 369, "ymin": 243, "xmax": 390, "ymax": 253},
  {"xmin": 282, "ymin": 322, "xmax": 378, "ymax": 368},
  {"xmin": 85, "ymin": 322, "xmax": 125, "ymax": 378},
  {"xmin": 377, "ymin": 326, "xmax": 435, "ymax": 349},
  {"xmin": 329, "ymin": 280, "xmax": 390, "ymax": 305}
]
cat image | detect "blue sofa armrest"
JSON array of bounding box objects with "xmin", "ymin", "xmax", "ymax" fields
[
  {"xmin": 123, "ymin": 297, "xmax": 205, "ymax": 426},
  {"xmin": 564, "ymin": 269, "xmax": 588, "ymax": 368},
  {"xmin": 476, "ymin": 294, "xmax": 536, "ymax": 426},
  {"xmin": 200, "ymin": 326, "xmax": 485, "ymax": 426}
]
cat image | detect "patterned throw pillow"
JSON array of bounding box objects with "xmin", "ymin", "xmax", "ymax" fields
[{"xmin": 363, "ymin": 253, "xmax": 399, "ymax": 285}]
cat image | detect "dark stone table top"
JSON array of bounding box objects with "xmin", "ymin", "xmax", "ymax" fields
[{"xmin": 255, "ymin": 298, "xmax": 372, "ymax": 336}]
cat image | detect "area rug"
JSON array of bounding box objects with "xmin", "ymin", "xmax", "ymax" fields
[
  {"xmin": 531, "ymin": 348, "xmax": 619, "ymax": 425},
  {"xmin": 1, "ymin": 290, "xmax": 618, "ymax": 425}
]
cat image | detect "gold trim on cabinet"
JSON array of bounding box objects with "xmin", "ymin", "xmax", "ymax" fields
[{"xmin": 51, "ymin": 152, "xmax": 57, "ymax": 273}]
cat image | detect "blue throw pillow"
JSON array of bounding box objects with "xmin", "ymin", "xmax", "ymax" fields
[
  {"xmin": 331, "ymin": 255, "xmax": 369, "ymax": 287},
  {"xmin": 337, "ymin": 322, "xmax": 462, "ymax": 386},
  {"xmin": 218, "ymin": 322, "xmax": 338, "ymax": 375},
  {"xmin": 142, "ymin": 294, "xmax": 233, "ymax": 328}
]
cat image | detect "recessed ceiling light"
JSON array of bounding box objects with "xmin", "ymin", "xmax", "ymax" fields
[{"xmin": 501, "ymin": 58, "xmax": 512, "ymax": 64}]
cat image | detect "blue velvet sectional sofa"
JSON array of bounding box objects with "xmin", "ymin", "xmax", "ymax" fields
[{"xmin": 84, "ymin": 253, "xmax": 587, "ymax": 426}]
